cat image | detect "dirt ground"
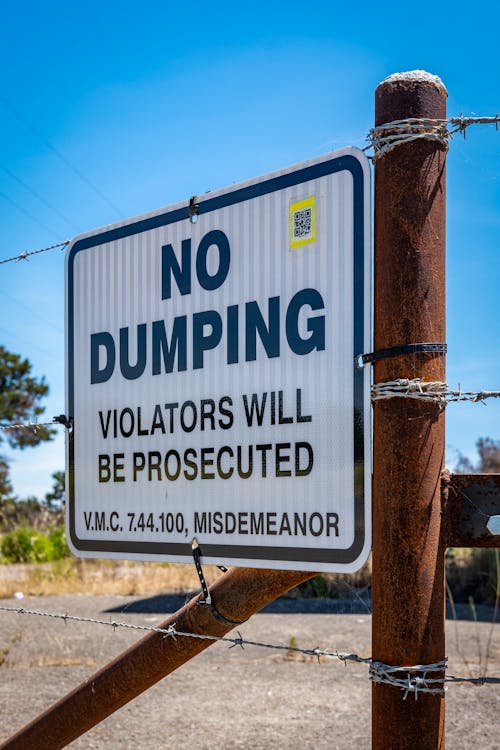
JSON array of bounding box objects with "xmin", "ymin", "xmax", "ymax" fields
[{"xmin": 0, "ymin": 594, "xmax": 498, "ymax": 749}]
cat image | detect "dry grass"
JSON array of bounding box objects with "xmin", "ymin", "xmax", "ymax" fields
[
  {"xmin": 0, "ymin": 557, "xmax": 372, "ymax": 601},
  {"xmin": 0, "ymin": 558, "xmax": 225, "ymax": 598},
  {"xmin": 446, "ymin": 547, "xmax": 499, "ymax": 605},
  {"xmin": 291, "ymin": 559, "xmax": 372, "ymax": 600},
  {"xmin": 3, "ymin": 549, "xmax": 495, "ymax": 608}
]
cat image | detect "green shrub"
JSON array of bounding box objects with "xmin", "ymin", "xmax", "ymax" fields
[
  {"xmin": 0, "ymin": 525, "xmax": 70, "ymax": 564},
  {"xmin": 1, "ymin": 527, "xmax": 38, "ymax": 563},
  {"xmin": 296, "ymin": 575, "xmax": 332, "ymax": 598},
  {"xmin": 47, "ymin": 526, "xmax": 70, "ymax": 560},
  {"xmin": 31, "ymin": 533, "xmax": 52, "ymax": 562}
]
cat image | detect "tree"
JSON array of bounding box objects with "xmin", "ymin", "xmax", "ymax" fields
[
  {"xmin": 0, "ymin": 457, "xmax": 13, "ymax": 498},
  {"xmin": 455, "ymin": 437, "xmax": 500, "ymax": 474},
  {"xmin": 0, "ymin": 345, "xmax": 56, "ymax": 498},
  {"xmin": 44, "ymin": 470, "xmax": 65, "ymax": 509}
]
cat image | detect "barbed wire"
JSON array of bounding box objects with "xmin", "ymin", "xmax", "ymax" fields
[
  {"xmin": 369, "ymin": 660, "xmax": 447, "ymax": 699},
  {"xmin": 0, "ymin": 240, "xmax": 69, "ymax": 266},
  {"xmin": 366, "ymin": 115, "xmax": 500, "ymax": 161},
  {"xmin": 371, "ymin": 379, "xmax": 500, "ymax": 410},
  {"xmin": 0, "ymin": 415, "xmax": 71, "ymax": 433},
  {"xmin": 0, "ymin": 376, "xmax": 497, "ymax": 440},
  {"xmin": 1, "ymin": 116, "xmax": 497, "ymax": 267},
  {"xmin": 0, "ymin": 605, "xmax": 498, "ymax": 699},
  {"xmin": 1, "ymin": 378, "xmax": 498, "ymax": 438},
  {"xmin": 0, "ymin": 116, "xmax": 496, "ymax": 266}
]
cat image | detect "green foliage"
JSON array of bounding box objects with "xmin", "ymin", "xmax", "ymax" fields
[
  {"xmin": 0, "ymin": 496, "xmax": 41, "ymax": 530},
  {"xmin": 0, "ymin": 497, "xmax": 17, "ymax": 516},
  {"xmin": 1, "ymin": 527, "xmax": 35, "ymax": 563},
  {"xmin": 0, "ymin": 526, "xmax": 69, "ymax": 564},
  {"xmin": 0, "ymin": 345, "xmax": 56, "ymax": 498},
  {"xmin": 0, "ymin": 458, "xmax": 13, "ymax": 499},
  {"xmin": 47, "ymin": 526, "xmax": 70, "ymax": 560},
  {"xmin": 296, "ymin": 575, "xmax": 332, "ymax": 598},
  {"xmin": 44, "ymin": 470, "xmax": 66, "ymax": 509},
  {"xmin": 0, "ymin": 494, "xmax": 64, "ymax": 533},
  {"xmin": 31, "ymin": 533, "xmax": 52, "ymax": 562}
]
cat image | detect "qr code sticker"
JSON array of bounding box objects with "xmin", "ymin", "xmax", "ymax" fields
[
  {"xmin": 289, "ymin": 196, "xmax": 315, "ymax": 248},
  {"xmin": 293, "ymin": 207, "xmax": 313, "ymax": 240}
]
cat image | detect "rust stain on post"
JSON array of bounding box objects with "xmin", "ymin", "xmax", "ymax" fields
[
  {"xmin": 0, "ymin": 567, "xmax": 314, "ymax": 750},
  {"xmin": 372, "ymin": 70, "xmax": 447, "ymax": 749}
]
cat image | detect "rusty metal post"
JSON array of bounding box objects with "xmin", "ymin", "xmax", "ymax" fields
[
  {"xmin": 0, "ymin": 567, "xmax": 314, "ymax": 750},
  {"xmin": 372, "ymin": 71, "xmax": 447, "ymax": 748}
]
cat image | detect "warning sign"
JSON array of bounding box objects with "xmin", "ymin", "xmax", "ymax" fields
[{"xmin": 66, "ymin": 147, "xmax": 371, "ymax": 572}]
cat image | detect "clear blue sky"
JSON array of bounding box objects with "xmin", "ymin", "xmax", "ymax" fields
[{"xmin": 1, "ymin": 1, "xmax": 499, "ymax": 499}]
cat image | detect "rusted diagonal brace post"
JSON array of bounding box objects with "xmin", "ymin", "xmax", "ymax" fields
[{"xmin": 0, "ymin": 567, "xmax": 315, "ymax": 750}]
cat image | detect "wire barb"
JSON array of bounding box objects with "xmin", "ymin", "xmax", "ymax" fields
[
  {"xmin": 369, "ymin": 660, "xmax": 448, "ymax": 700},
  {"xmin": 371, "ymin": 379, "xmax": 500, "ymax": 410},
  {"xmin": 366, "ymin": 115, "xmax": 500, "ymax": 161},
  {"xmin": 0, "ymin": 240, "xmax": 70, "ymax": 267},
  {"xmin": 0, "ymin": 605, "xmax": 497, "ymax": 696}
]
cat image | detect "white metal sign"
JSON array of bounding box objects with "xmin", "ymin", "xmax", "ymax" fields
[{"xmin": 66, "ymin": 147, "xmax": 371, "ymax": 572}]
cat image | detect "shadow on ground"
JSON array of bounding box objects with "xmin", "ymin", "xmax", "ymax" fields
[
  {"xmin": 106, "ymin": 594, "xmax": 497, "ymax": 621},
  {"xmin": 105, "ymin": 594, "xmax": 371, "ymax": 616}
]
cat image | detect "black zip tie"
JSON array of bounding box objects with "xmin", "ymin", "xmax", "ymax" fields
[
  {"xmin": 209, "ymin": 603, "xmax": 246, "ymax": 628},
  {"xmin": 191, "ymin": 538, "xmax": 211, "ymax": 605},
  {"xmin": 356, "ymin": 343, "xmax": 447, "ymax": 368},
  {"xmin": 189, "ymin": 196, "xmax": 199, "ymax": 223},
  {"xmin": 190, "ymin": 542, "xmax": 241, "ymax": 623},
  {"xmin": 53, "ymin": 414, "xmax": 73, "ymax": 429}
]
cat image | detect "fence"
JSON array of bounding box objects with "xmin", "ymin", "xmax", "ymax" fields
[{"xmin": 0, "ymin": 70, "xmax": 499, "ymax": 749}]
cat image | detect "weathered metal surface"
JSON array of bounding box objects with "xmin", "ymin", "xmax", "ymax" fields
[
  {"xmin": 372, "ymin": 71, "xmax": 447, "ymax": 749},
  {"xmin": 487, "ymin": 515, "xmax": 500, "ymax": 535},
  {"xmin": 442, "ymin": 472, "xmax": 500, "ymax": 547},
  {"xmin": 0, "ymin": 567, "xmax": 314, "ymax": 750}
]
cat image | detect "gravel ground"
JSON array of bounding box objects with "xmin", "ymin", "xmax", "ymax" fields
[{"xmin": 0, "ymin": 594, "xmax": 498, "ymax": 749}]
